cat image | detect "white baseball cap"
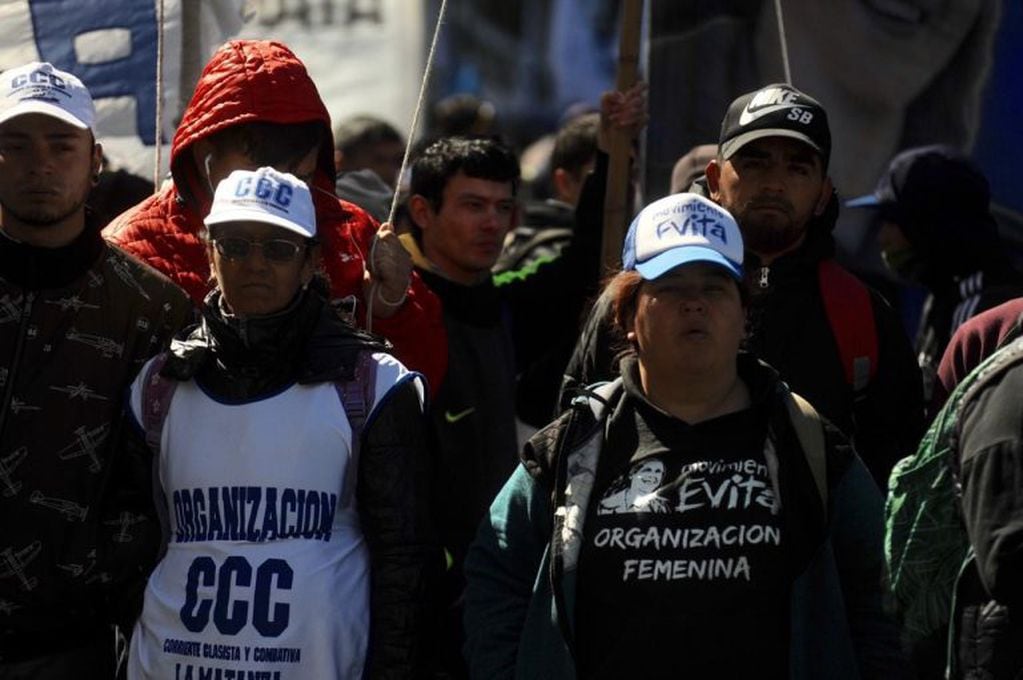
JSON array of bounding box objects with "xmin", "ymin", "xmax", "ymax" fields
[
  {"xmin": 0, "ymin": 62, "xmax": 95, "ymax": 130},
  {"xmin": 622, "ymin": 193, "xmax": 744, "ymax": 281},
  {"xmin": 204, "ymin": 167, "xmax": 316, "ymax": 239}
]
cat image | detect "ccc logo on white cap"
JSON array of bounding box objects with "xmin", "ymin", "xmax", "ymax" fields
[
  {"xmin": 233, "ymin": 176, "xmax": 294, "ymax": 211},
  {"xmin": 11, "ymin": 70, "xmax": 68, "ymax": 91}
]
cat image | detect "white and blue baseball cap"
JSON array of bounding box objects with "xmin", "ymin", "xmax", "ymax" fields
[
  {"xmin": 204, "ymin": 167, "xmax": 316, "ymax": 238},
  {"xmin": 622, "ymin": 193, "xmax": 743, "ymax": 281},
  {"xmin": 0, "ymin": 62, "xmax": 95, "ymax": 130}
]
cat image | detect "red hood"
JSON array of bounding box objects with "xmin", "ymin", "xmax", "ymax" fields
[{"xmin": 171, "ymin": 40, "xmax": 336, "ymax": 211}]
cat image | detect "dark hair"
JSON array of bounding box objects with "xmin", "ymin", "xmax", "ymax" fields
[
  {"xmin": 333, "ymin": 114, "xmax": 403, "ymax": 155},
  {"xmin": 410, "ymin": 136, "xmax": 520, "ymax": 212},
  {"xmin": 207, "ymin": 121, "xmax": 324, "ymax": 169},
  {"xmin": 608, "ymin": 270, "xmax": 645, "ymax": 339},
  {"xmin": 551, "ymin": 113, "xmax": 599, "ymax": 178},
  {"xmin": 432, "ymin": 94, "xmax": 495, "ymax": 137}
]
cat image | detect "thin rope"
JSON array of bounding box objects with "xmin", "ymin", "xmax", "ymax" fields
[
  {"xmin": 773, "ymin": 0, "xmax": 792, "ymax": 84},
  {"xmin": 153, "ymin": 0, "xmax": 166, "ymax": 191},
  {"xmin": 366, "ymin": 0, "xmax": 449, "ymax": 332},
  {"xmin": 386, "ymin": 0, "xmax": 448, "ymax": 227}
]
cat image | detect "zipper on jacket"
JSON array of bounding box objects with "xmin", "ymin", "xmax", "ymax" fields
[
  {"xmin": 0, "ymin": 292, "xmax": 35, "ymax": 441},
  {"xmin": 757, "ymin": 266, "xmax": 770, "ymax": 289}
]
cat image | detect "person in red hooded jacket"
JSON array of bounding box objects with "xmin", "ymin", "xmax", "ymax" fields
[{"xmin": 103, "ymin": 40, "xmax": 446, "ymax": 391}]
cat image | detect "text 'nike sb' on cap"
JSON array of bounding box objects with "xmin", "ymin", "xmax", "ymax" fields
[
  {"xmin": 622, "ymin": 193, "xmax": 744, "ymax": 281},
  {"xmin": 204, "ymin": 167, "xmax": 317, "ymax": 238},
  {"xmin": 0, "ymin": 62, "xmax": 95, "ymax": 130},
  {"xmin": 719, "ymin": 83, "xmax": 830, "ymax": 167}
]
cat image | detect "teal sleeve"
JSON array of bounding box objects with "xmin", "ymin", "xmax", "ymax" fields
[
  {"xmin": 463, "ymin": 465, "xmax": 551, "ymax": 680},
  {"xmin": 830, "ymin": 455, "xmax": 908, "ymax": 678}
]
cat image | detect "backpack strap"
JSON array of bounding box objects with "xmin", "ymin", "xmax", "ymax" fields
[
  {"xmin": 784, "ymin": 390, "xmax": 828, "ymax": 514},
  {"xmin": 140, "ymin": 353, "xmax": 178, "ymax": 454},
  {"xmin": 818, "ymin": 259, "xmax": 878, "ymax": 394},
  {"xmin": 579, "ymin": 380, "xmax": 622, "ymax": 421},
  {"xmin": 334, "ymin": 350, "xmax": 377, "ymax": 509}
]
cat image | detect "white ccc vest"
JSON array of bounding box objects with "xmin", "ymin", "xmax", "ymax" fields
[{"xmin": 127, "ymin": 352, "xmax": 421, "ymax": 680}]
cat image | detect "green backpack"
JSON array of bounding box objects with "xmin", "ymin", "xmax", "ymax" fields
[{"xmin": 885, "ymin": 334, "xmax": 1023, "ymax": 646}]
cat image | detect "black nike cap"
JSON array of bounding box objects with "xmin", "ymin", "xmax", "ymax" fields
[{"xmin": 719, "ymin": 83, "xmax": 831, "ymax": 167}]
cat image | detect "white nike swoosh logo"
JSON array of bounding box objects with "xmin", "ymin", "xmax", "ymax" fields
[{"xmin": 738, "ymin": 103, "xmax": 798, "ymax": 126}]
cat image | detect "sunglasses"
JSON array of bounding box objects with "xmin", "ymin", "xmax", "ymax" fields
[{"xmin": 213, "ymin": 237, "xmax": 307, "ymax": 263}]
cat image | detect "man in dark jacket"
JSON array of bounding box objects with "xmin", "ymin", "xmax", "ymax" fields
[
  {"xmin": 564, "ymin": 83, "xmax": 924, "ymax": 486},
  {"xmin": 404, "ymin": 134, "xmax": 612, "ymax": 579},
  {"xmin": 0, "ymin": 62, "xmax": 191, "ymax": 676},
  {"xmin": 402, "ymin": 121, "xmax": 649, "ymax": 673},
  {"xmin": 848, "ymin": 145, "xmax": 1023, "ymax": 410}
]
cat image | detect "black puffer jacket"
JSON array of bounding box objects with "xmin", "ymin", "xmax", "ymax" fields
[
  {"xmin": 124, "ymin": 283, "xmax": 441, "ymax": 678},
  {"xmin": 563, "ymin": 190, "xmax": 925, "ymax": 487}
]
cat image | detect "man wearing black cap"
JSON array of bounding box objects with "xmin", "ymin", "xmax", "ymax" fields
[
  {"xmin": 708, "ymin": 84, "xmax": 925, "ymax": 485},
  {"xmin": 565, "ymin": 83, "xmax": 924, "ymax": 488},
  {"xmin": 848, "ymin": 145, "xmax": 1023, "ymax": 412}
]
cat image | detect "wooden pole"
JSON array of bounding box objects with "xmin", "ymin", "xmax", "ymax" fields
[{"xmin": 600, "ymin": 0, "xmax": 643, "ymax": 273}]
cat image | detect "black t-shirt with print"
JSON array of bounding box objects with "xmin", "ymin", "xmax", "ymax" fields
[{"xmin": 575, "ymin": 361, "xmax": 791, "ymax": 679}]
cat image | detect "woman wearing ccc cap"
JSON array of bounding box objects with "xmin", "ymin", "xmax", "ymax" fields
[
  {"xmin": 122, "ymin": 167, "xmax": 438, "ymax": 679},
  {"xmin": 463, "ymin": 193, "xmax": 902, "ymax": 679}
]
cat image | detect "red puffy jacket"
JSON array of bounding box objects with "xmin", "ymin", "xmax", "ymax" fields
[{"xmin": 103, "ymin": 40, "xmax": 446, "ymax": 392}]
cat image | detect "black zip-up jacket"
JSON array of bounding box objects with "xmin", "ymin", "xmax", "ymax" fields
[
  {"xmin": 0, "ymin": 218, "xmax": 191, "ymax": 661},
  {"xmin": 414, "ymin": 155, "xmax": 605, "ymax": 574},
  {"xmin": 563, "ymin": 190, "xmax": 925, "ymax": 487},
  {"xmin": 122, "ymin": 284, "xmax": 441, "ymax": 677}
]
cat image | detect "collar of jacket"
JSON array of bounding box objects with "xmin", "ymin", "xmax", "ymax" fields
[
  {"xmin": 0, "ymin": 212, "xmax": 104, "ymax": 290},
  {"xmin": 164, "ymin": 279, "xmax": 388, "ymax": 390},
  {"xmin": 164, "ymin": 283, "xmax": 324, "ymax": 398},
  {"xmin": 416, "ymin": 266, "xmax": 502, "ymax": 327},
  {"xmin": 523, "ymin": 351, "xmax": 784, "ymax": 485},
  {"xmin": 618, "ymin": 352, "xmax": 777, "ymax": 418},
  {"xmin": 746, "ymin": 211, "xmax": 839, "ymax": 286}
]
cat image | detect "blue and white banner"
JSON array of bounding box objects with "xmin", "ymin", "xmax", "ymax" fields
[
  {"xmin": 0, "ymin": 1, "xmax": 423, "ymax": 178},
  {"xmin": 0, "ymin": 0, "xmax": 249, "ymax": 176}
]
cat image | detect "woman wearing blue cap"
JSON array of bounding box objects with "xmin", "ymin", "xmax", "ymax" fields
[
  {"xmin": 463, "ymin": 193, "xmax": 902, "ymax": 679},
  {"xmin": 121, "ymin": 167, "xmax": 439, "ymax": 679}
]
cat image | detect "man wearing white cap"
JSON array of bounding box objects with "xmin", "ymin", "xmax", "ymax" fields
[
  {"xmin": 124, "ymin": 167, "xmax": 438, "ymax": 679},
  {"xmin": 0, "ymin": 62, "xmax": 191, "ymax": 676}
]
